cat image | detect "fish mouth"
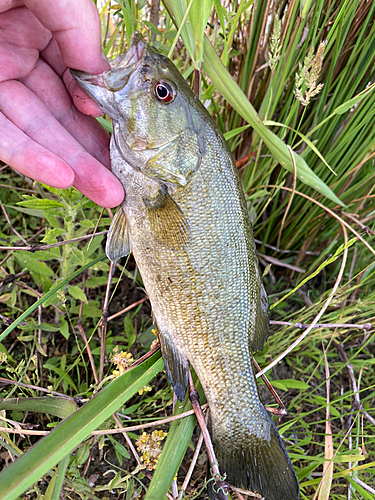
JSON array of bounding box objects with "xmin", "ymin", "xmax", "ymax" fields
[{"xmin": 70, "ymin": 32, "xmax": 145, "ymax": 97}]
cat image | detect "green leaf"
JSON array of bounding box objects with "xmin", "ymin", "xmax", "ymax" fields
[
  {"xmin": 14, "ymin": 252, "xmax": 55, "ymax": 278},
  {"xmin": 2, "ymin": 204, "xmax": 45, "ymax": 218},
  {"xmin": 201, "ymin": 36, "xmax": 345, "ymax": 207},
  {"xmin": 0, "ymin": 255, "xmax": 106, "ymax": 343},
  {"xmin": 143, "ymin": 20, "xmax": 163, "ymax": 36},
  {"xmin": 33, "ymin": 250, "xmax": 60, "ymax": 261},
  {"xmin": 223, "ymin": 124, "xmax": 251, "ymax": 141},
  {"xmin": 60, "ymin": 317, "xmax": 69, "ymax": 340},
  {"xmin": 271, "ymin": 379, "xmax": 309, "ymax": 391},
  {"xmin": 85, "ymin": 277, "xmax": 118, "ymax": 288},
  {"xmin": 265, "ymin": 120, "xmax": 336, "ymax": 175},
  {"xmin": 79, "ymin": 219, "xmax": 94, "ymax": 229},
  {"xmin": 43, "ymin": 364, "xmax": 78, "ymax": 393},
  {"xmin": 96, "ymin": 116, "xmax": 113, "ymax": 133},
  {"xmin": 43, "ymin": 466, "xmax": 58, "ymax": 500},
  {"xmin": 17, "ymin": 199, "xmax": 64, "ymax": 211},
  {"xmin": 108, "ymin": 436, "xmax": 130, "ymax": 465},
  {"xmin": 0, "ymin": 397, "xmax": 77, "ymax": 420},
  {"xmin": 121, "ymin": 0, "xmax": 136, "ymax": 46},
  {"xmin": 68, "ymin": 285, "xmax": 88, "ymax": 304},
  {"xmin": 71, "ymin": 247, "xmax": 86, "ymax": 265},
  {"xmin": 70, "ymin": 301, "xmax": 103, "ymax": 319},
  {"xmin": 0, "ymin": 352, "xmax": 163, "ymax": 500},
  {"xmin": 165, "ymin": 0, "xmax": 196, "ymax": 61},
  {"xmin": 41, "ymin": 228, "xmax": 65, "ymax": 244},
  {"xmin": 45, "ymin": 455, "xmax": 70, "ymax": 500},
  {"xmin": 346, "ymin": 477, "xmax": 374, "ymax": 500},
  {"xmin": 188, "ymin": 0, "xmax": 213, "ymax": 64},
  {"xmin": 270, "ymin": 238, "xmax": 357, "ymax": 309},
  {"xmin": 37, "ymin": 322, "xmax": 59, "ymax": 332},
  {"xmin": 145, "ymin": 375, "xmax": 204, "ymax": 500},
  {"xmin": 333, "ymin": 84, "xmax": 375, "ymax": 115}
]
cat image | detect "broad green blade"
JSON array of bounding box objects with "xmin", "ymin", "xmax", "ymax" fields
[
  {"xmin": 144, "ymin": 376, "xmax": 204, "ymax": 500},
  {"xmin": 0, "ymin": 397, "xmax": 77, "ymax": 420},
  {"xmin": 189, "ymin": 0, "xmax": 213, "ymax": 64},
  {"xmin": 164, "ymin": 0, "xmax": 195, "ymax": 61},
  {"xmin": 0, "ymin": 352, "xmax": 163, "ymax": 500},
  {"xmin": 202, "ymin": 37, "xmax": 344, "ymax": 207}
]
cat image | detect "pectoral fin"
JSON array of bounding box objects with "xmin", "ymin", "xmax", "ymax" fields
[
  {"xmin": 145, "ymin": 127, "xmax": 203, "ymax": 186},
  {"xmin": 156, "ymin": 324, "xmax": 189, "ymax": 402},
  {"xmin": 106, "ymin": 207, "xmax": 132, "ymax": 262},
  {"xmin": 143, "ymin": 185, "xmax": 190, "ymax": 248}
]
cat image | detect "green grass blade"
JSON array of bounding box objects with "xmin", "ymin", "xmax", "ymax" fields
[
  {"xmin": 264, "ymin": 120, "xmax": 336, "ymax": 175},
  {"xmin": 189, "ymin": 0, "xmax": 213, "ymax": 64},
  {"xmin": 202, "ymin": 36, "xmax": 345, "ymax": 207},
  {"xmin": 0, "ymin": 352, "xmax": 163, "ymax": 500},
  {"xmin": 164, "ymin": 0, "xmax": 195, "ymax": 61},
  {"xmin": 144, "ymin": 377, "xmax": 204, "ymax": 500},
  {"xmin": 0, "ymin": 397, "xmax": 77, "ymax": 420},
  {"xmin": 44, "ymin": 454, "xmax": 70, "ymax": 500},
  {"xmin": 0, "ymin": 255, "xmax": 106, "ymax": 343}
]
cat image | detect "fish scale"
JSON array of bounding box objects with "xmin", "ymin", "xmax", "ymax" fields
[{"xmin": 71, "ymin": 33, "xmax": 299, "ymax": 500}]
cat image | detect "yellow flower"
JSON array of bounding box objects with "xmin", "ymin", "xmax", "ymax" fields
[
  {"xmin": 110, "ymin": 351, "xmax": 134, "ymax": 378},
  {"xmin": 135, "ymin": 430, "xmax": 168, "ymax": 470},
  {"xmin": 138, "ymin": 385, "xmax": 152, "ymax": 396}
]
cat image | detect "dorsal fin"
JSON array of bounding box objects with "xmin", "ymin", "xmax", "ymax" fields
[{"xmin": 106, "ymin": 207, "xmax": 132, "ymax": 262}]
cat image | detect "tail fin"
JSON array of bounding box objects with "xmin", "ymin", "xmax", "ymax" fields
[{"xmin": 210, "ymin": 415, "xmax": 299, "ymax": 500}]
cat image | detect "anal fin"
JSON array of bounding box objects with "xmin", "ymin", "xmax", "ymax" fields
[
  {"xmin": 106, "ymin": 206, "xmax": 132, "ymax": 262},
  {"xmin": 156, "ymin": 324, "xmax": 189, "ymax": 402}
]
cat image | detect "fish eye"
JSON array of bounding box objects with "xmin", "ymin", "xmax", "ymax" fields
[{"xmin": 154, "ymin": 81, "xmax": 174, "ymax": 103}]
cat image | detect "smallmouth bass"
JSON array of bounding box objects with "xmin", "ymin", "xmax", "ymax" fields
[{"xmin": 71, "ymin": 33, "xmax": 299, "ymax": 500}]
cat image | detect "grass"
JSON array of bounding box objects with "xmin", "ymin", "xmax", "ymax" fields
[{"xmin": 0, "ymin": 0, "xmax": 374, "ymax": 499}]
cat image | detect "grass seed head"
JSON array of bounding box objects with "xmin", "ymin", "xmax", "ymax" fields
[
  {"xmin": 268, "ymin": 16, "xmax": 282, "ymax": 71},
  {"xmin": 294, "ymin": 42, "xmax": 325, "ymax": 106}
]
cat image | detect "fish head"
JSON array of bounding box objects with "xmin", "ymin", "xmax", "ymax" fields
[{"xmin": 71, "ymin": 33, "xmax": 201, "ymax": 160}]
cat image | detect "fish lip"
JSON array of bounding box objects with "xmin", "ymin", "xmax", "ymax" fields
[
  {"xmin": 70, "ymin": 69, "xmax": 106, "ymax": 87},
  {"xmin": 70, "ymin": 32, "xmax": 146, "ymax": 91},
  {"xmin": 112, "ymin": 32, "xmax": 145, "ymax": 70}
]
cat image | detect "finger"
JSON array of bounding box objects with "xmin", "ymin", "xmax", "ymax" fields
[
  {"xmin": 0, "ymin": 7, "xmax": 51, "ymax": 81},
  {"xmin": 20, "ymin": 58, "xmax": 110, "ymax": 168},
  {"xmin": 0, "ymin": 112, "xmax": 74, "ymax": 188},
  {"xmin": 40, "ymin": 39, "xmax": 106, "ymax": 117},
  {"xmin": 0, "ymin": 80, "xmax": 123, "ymax": 207},
  {"xmin": 23, "ymin": 0, "xmax": 110, "ymax": 74}
]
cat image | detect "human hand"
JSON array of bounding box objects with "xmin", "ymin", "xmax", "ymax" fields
[{"xmin": 0, "ymin": 0, "xmax": 124, "ymax": 207}]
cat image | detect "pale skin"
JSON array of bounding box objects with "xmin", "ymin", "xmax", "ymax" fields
[{"xmin": 0, "ymin": 0, "xmax": 124, "ymax": 208}]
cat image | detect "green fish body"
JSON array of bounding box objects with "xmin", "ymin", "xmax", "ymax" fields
[{"xmin": 71, "ymin": 34, "xmax": 299, "ymax": 500}]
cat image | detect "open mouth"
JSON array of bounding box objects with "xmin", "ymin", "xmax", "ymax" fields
[{"xmin": 70, "ymin": 33, "xmax": 145, "ymax": 93}]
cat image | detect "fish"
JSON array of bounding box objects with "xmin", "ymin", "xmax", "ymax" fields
[{"xmin": 71, "ymin": 32, "xmax": 299, "ymax": 500}]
